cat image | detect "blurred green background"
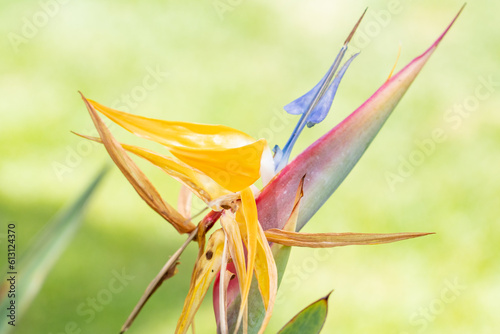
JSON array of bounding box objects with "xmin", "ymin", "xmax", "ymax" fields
[{"xmin": 1, "ymin": 0, "xmax": 498, "ymax": 333}]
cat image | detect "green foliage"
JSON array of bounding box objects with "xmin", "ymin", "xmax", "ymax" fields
[
  {"xmin": 277, "ymin": 292, "xmax": 330, "ymax": 334},
  {"xmin": 0, "ymin": 167, "xmax": 108, "ymax": 333}
]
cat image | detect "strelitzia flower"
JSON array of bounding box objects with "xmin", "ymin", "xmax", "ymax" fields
[{"xmin": 77, "ymin": 6, "xmax": 463, "ymax": 334}]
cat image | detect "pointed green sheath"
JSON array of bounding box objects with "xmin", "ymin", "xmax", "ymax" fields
[
  {"xmin": 277, "ymin": 292, "xmax": 331, "ymax": 334},
  {"xmin": 256, "ymin": 9, "xmax": 462, "ymax": 232}
]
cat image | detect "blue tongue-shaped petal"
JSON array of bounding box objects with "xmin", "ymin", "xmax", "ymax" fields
[
  {"xmin": 274, "ymin": 51, "xmax": 358, "ymax": 171},
  {"xmin": 284, "ymin": 52, "xmax": 357, "ymax": 125},
  {"xmin": 305, "ymin": 52, "xmax": 358, "ymax": 127},
  {"xmin": 284, "ymin": 61, "xmax": 337, "ymax": 116},
  {"xmin": 273, "ymin": 9, "xmax": 367, "ymax": 173}
]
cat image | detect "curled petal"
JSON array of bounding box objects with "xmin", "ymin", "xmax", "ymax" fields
[
  {"xmin": 79, "ymin": 93, "xmax": 195, "ymax": 234},
  {"xmin": 264, "ymin": 230, "xmax": 434, "ymax": 248},
  {"xmin": 176, "ymin": 229, "xmax": 226, "ymax": 334},
  {"xmin": 218, "ymin": 234, "xmax": 230, "ymax": 334},
  {"xmin": 74, "ymin": 133, "xmax": 231, "ymax": 203},
  {"xmin": 220, "ymin": 212, "xmax": 247, "ymax": 300},
  {"xmin": 233, "ymin": 187, "xmax": 260, "ymax": 333},
  {"xmin": 218, "ymin": 212, "xmax": 248, "ymax": 333},
  {"xmin": 178, "ymin": 185, "xmax": 193, "ymax": 219},
  {"xmin": 87, "ymin": 99, "xmax": 268, "ymax": 192},
  {"xmin": 220, "ymin": 192, "xmax": 278, "ymax": 334},
  {"xmin": 253, "ymin": 222, "xmax": 277, "ymax": 334}
]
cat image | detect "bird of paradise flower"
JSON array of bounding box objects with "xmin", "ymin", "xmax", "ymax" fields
[{"xmin": 75, "ymin": 6, "xmax": 463, "ymax": 334}]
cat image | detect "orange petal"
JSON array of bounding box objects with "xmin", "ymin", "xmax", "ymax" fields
[
  {"xmin": 220, "ymin": 212, "xmax": 246, "ymax": 297},
  {"xmin": 75, "ymin": 133, "xmax": 232, "ymax": 203},
  {"xmin": 233, "ymin": 187, "xmax": 259, "ymax": 333},
  {"xmin": 176, "ymin": 229, "xmax": 226, "ymax": 334},
  {"xmin": 178, "ymin": 185, "xmax": 193, "ymax": 219},
  {"xmin": 169, "ymin": 139, "xmax": 267, "ymax": 192},
  {"xmin": 253, "ymin": 222, "xmax": 277, "ymax": 334},
  {"xmin": 218, "ymin": 233, "xmax": 232, "ymax": 334},
  {"xmin": 79, "ymin": 93, "xmax": 195, "ymax": 234},
  {"xmin": 264, "ymin": 230, "xmax": 434, "ymax": 248},
  {"xmin": 87, "ymin": 99, "xmax": 267, "ymax": 192},
  {"xmin": 87, "ymin": 99, "xmax": 256, "ymax": 148}
]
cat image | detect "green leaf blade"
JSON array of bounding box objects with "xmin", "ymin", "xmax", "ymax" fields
[
  {"xmin": 0, "ymin": 166, "xmax": 108, "ymax": 333},
  {"xmin": 278, "ymin": 292, "xmax": 331, "ymax": 334}
]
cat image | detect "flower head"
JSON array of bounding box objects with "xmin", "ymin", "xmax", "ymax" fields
[{"xmin": 77, "ymin": 6, "xmax": 463, "ymax": 334}]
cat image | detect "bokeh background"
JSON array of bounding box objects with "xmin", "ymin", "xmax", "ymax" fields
[{"xmin": 1, "ymin": 0, "xmax": 499, "ymax": 333}]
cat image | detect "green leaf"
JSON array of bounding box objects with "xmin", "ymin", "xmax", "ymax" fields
[
  {"xmin": 0, "ymin": 166, "xmax": 108, "ymax": 333},
  {"xmin": 277, "ymin": 292, "xmax": 331, "ymax": 334}
]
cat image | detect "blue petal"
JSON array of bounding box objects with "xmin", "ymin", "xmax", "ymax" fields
[
  {"xmin": 274, "ymin": 50, "xmax": 358, "ymax": 173},
  {"xmin": 306, "ymin": 52, "xmax": 359, "ymax": 127},
  {"xmin": 284, "ymin": 52, "xmax": 358, "ymax": 126},
  {"xmin": 283, "ymin": 66, "xmax": 331, "ymax": 115}
]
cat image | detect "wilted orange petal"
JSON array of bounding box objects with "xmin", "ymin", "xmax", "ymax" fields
[
  {"xmin": 178, "ymin": 185, "xmax": 193, "ymax": 219},
  {"xmin": 75, "ymin": 133, "xmax": 232, "ymax": 203},
  {"xmin": 87, "ymin": 99, "xmax": 267, "ymax": 192},
  {"xmin": 176, "ymin": 229, "xmax": 226, "ymax": 334},
  {"xmin": 218, "ymin": 233, "xmax": 234, "ymax": 334},
  {"xmin": 79, "ymin": 93, "xmax": 195, "ymax": 234},
  {"xmin": 233, "ymin": 187, "xmax": 259, "ymax": 333},
  {"xmin": 264, "ymin": 230, "xmax": 434, "ymax": 248},
  {"xmin": 220, "ymin": 212, "xmax": 246, "ymax": 296},
  {"xmin": 253, "ymin": 222, "xmax": 277, "ymax": 334}
]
